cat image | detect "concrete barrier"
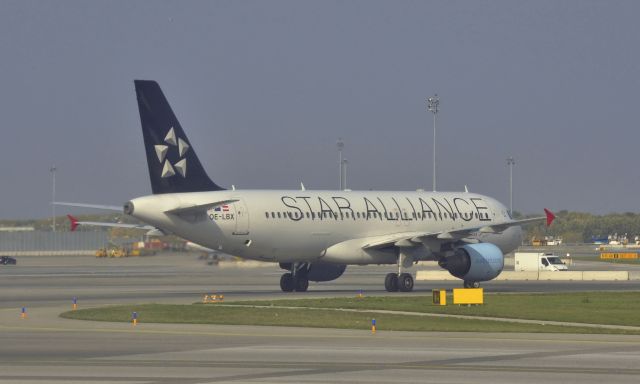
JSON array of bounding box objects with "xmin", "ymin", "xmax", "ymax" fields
[
  {"xmin": 629, "ymin": 271, "xmax": 640, "ymax": 281},
  {"xmin": 417, "ymin": 269, "xmax": 631, "ymax": 281},
  {"xmin": 415, "ymin": 270, "xmax": 458, "ymax": 281},
  {"xmin": 582, "ymin": 271, "xmax": 629, "ymax": 281},
  {"xmin": 538, "ymin": 271, "xmax": 584, "ymax": 280},
  {"xmin": 495, "ymin": 271, "xmax": 539, "ymax": 281}
]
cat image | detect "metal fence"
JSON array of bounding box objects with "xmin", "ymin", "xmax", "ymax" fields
[{"xmin": 0, "ymin": 231, "xmax": 110, "ymax": 256}]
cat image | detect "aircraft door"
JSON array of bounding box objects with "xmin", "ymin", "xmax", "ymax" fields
[{"xmin": 233, "ymin": 199, "xmax": 250, "ymax": 235}]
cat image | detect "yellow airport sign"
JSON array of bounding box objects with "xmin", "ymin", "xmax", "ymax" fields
[
  {"xmin": 600, "ymin": 252, "xmax": 638, "ymax": 260},
  {"xmin": 432, "ymin": 289, "xmax": 447, "ymax": 306},
  {"xmin": 453, "ymin": 288, "xmax": 484, "ymax": 305}
]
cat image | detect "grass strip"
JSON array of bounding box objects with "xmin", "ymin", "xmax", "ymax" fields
[
  {"xmin": 61, "ymin": 303, "xmax": 640, "ymax": 334},
  {"xmin": 227, "ymin": 291, "xmax": 640, "ymax": 327}
]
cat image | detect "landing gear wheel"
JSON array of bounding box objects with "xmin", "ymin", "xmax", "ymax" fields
[
  {"xmin": 280, "ymin": 273, "xmax": 295, "ymax": 292},
  {"xmin": 398, "ymin": 273, "xmax": 414, "ymax": 292},
  {"xmin": 294, "ymin": 277, "xmax": 309, "ymax": 292},
  {"xmin": 463, "ymin": 281, "xmax": 480, "ymax": 289},
  {"xmin": 384, "ymin": 273, "xmax": 399, "ymax": 292}
]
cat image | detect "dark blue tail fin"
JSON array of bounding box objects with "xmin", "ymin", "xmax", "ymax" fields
[{"xmin": 134, "ymin": 80, "xmax": 224, "ymax": 194}]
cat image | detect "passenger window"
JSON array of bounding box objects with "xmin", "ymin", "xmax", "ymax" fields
[
  {"xmin": 265, "ymin": 212, "xmax": 269, "ymax": 218},
  {"xmin": 277, "ymin": 212, "xmax": 281, "ymax": 218}
]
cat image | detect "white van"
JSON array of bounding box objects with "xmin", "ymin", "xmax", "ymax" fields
[{"xmin": 514, "ymin": 252, "xmax": 568, "ymax": 272}]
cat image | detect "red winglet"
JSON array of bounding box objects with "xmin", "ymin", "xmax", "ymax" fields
[
  {"xmin": 67, "ymin": 214, "xmax": 79, "ymax": 231},
  {"xmin": 543, "ymin": 208, "xmax": 555, "ymax": 227}
]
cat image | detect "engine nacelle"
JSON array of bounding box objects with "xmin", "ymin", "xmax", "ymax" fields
[
  {"xmin": 438, "ymin": 243, "xmax": 504, "ymax": 282},
  {"xmin": 307, "ymin": 262, "xmax": 347, "ymax": 282},
  {"xmin": 279, "ymin": 262, "xmax": 347, "ymax": 282}
]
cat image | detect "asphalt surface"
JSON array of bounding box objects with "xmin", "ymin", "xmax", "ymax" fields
[{"xmin": 1, "ymin": 252, "xmax": 640, "ymax": 383}]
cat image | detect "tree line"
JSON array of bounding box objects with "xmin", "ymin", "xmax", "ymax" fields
[{"xmin": 522, "ymin": 210, "xmax": 640, "ymax": 243}]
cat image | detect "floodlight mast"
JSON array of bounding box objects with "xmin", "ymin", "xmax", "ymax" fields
[
  {"xmin": 50, "ymin": 165, "xmax": 57, "ymax": 232},
  {"xmin": 427, "ymin": 94, "xmax": 439, "ymax": 191},
  {"xmin": 342, "ymin": 158, "xmax": 348, "ymax": 190},
  {"xmin": 336, "ymin": 138, "xmax": 344, "ymax": 190},
  {"xmin": 507, "ymin": 156, "xmax": 515, "ymax": 216}
]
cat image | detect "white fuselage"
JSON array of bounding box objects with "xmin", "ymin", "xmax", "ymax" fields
[{"xmin": 128, "ymin": 190, "xmax": 522, "ymax": 265}]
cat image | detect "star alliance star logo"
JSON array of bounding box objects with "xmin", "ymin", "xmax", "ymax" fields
[{"xmin": 154, "ymin": 127, "xmax": 190, "ymax": 178}]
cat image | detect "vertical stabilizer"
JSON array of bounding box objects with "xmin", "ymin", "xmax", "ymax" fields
[{"xmin": 134, "ymin": 80, "xmax": 224, "ymax": 194}]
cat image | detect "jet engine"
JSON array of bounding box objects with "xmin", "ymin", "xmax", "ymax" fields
[
  {"xmin": 280, "ymin": 262, "xmax": 347, "ymax": 282},
  {"xmin": 438, "ymin": 243, "xmax": 504, "ymax": 282}
]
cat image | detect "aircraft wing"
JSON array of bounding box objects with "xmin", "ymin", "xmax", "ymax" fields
[{"xmin": 362, "ymin": 209, "xmax": 555, "ymax": 250}]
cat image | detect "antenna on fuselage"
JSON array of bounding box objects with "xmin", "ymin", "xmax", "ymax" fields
[
  {"xmin": 232, "ymin": 185, "xmax": 236, "ymax": 191},
  {"xmin": 300, "ymin": 182, "xmax": 306, "ymax": 191},
  {"xmin": 464, "ymin": 185, "xmax": 469, "ymax": 193}
]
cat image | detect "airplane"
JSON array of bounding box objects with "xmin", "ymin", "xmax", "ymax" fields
[{"xmin": 62, "ymin": 80, "xmax": 555, "ymax": 292}]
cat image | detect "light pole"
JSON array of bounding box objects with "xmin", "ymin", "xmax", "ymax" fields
[
  {"xmin": 50, "ymin": 165, "xmax": 57, "ymax": 232},
  {"xmin": 507, "ymin": 156, "xmax": 515, "ymax": 216},
  {"xmin": 342, "ymin": 158, "xmax": 348, "ymax": 190},
  {"xmin": 427, "ymin": 94, "xmax": 439, "ymax": 191},
  {"xmin": 336, "ymin": 138, "xmax": 344, "ymax": 190}
]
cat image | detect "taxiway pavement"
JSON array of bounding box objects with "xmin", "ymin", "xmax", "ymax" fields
[{"xmin": 1, "ymin": 253, "xmax": 640, "ymax": 383}]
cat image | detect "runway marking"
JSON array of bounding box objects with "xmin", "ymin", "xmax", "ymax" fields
[
  {"xmin": 2, "ymin": 360, "xmax": 640, "ymax": 383},
  {"xmin": 2, "ymin": 320, "xmax": 640, "ymax": 348}
]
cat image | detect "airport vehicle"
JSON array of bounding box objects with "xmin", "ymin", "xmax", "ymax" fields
[
  {"xmin": 60, "ymin": 80, "xmax": 554, "ymax": 292},
  {"xmin": 0, "ymin": 256, "xmax": 17, "ymax": 265},
  {"xmin": 514, "ymin": 252, "xmax": 568, "ymax": 271}
]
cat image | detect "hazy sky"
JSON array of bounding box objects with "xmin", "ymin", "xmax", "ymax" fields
[{"xmin": 2, "ymin": 0, "xmax": 639, "ymax": 219}]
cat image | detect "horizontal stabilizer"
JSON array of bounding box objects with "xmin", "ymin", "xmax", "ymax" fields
[
  {"xmin": 66, "ymin": 214, "xmax": 154, "ymax": 232},
  {"xmin": 54, "ymin": 202, "xmax": 122, "ymax": 211}
]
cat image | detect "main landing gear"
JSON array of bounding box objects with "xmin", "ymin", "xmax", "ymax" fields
[
  {"xmin": 385, "ymin": 251, "xmax": 415, "ymax": 292},
  {"xmin": 384, "ymin": 272, "xmax": 414, "ymax": 292},
  {"xmin": 279, "ymin": 263, "xmax": 309, "ymax": 292}
]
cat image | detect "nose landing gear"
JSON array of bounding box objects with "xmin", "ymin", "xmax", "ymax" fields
[{"xmin": 463, "ymin": 281, "xmax": 480, "ymax": 288}]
